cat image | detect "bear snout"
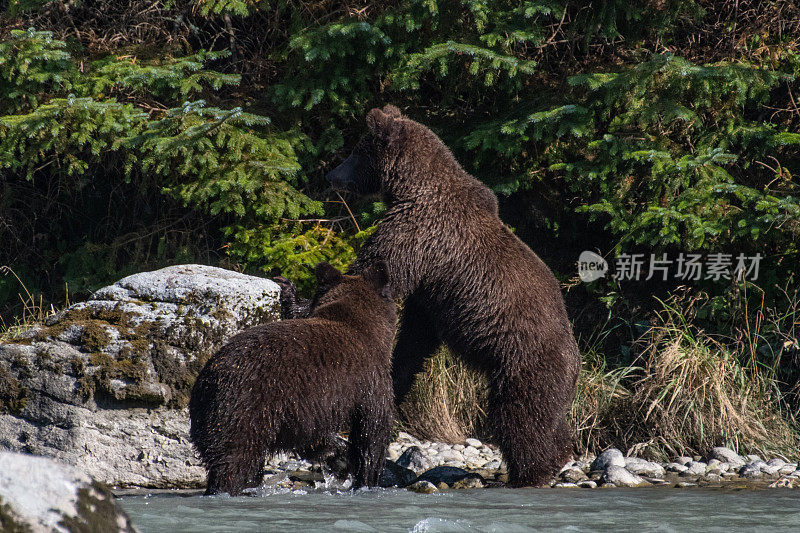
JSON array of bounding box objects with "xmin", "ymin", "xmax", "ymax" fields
[{"xmin": 326, "ymin": 153, "xmax": 359, "ymax": 189}]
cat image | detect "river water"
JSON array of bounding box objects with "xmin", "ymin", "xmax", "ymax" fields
[{"xmin": 118, "ymin": 487, "xmax": 800, "ymax": 532}]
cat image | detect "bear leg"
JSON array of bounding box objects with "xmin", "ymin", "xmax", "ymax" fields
[
  {"xmin": 205, "ymin": 447, "xmax": 267, "ymax": 496},
  {"xmin": 490, "ymin": 368, "xmax": 574, "ymax": 487},
  {"xmin": 347, "ymin": 400, "xmax": 393, "ymax": 488},
  {"xmin": 392, "ymin": 295, "xmax": 440, "ymax": 404}
]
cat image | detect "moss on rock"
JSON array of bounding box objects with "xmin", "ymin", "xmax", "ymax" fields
[
  {"xmin": 0, "ymin": 496, "xmax": 32, "ymax": 533},
  {"xmin": 0, "ymin": 365, "xmax": 27, "ymax": 415}
]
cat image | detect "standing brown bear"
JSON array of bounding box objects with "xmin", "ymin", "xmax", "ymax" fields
[
  {"xmin": 282, "ymin": 105, "xmax": 581, "ymax": 486},
  {"xmin": 189, "ymin": 262, "xmax": 396, "ymax": 495}
]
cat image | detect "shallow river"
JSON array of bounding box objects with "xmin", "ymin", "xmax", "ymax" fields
[{"xmin": 118, "ymin": 487, "xmax": 800, "ymax": 532}]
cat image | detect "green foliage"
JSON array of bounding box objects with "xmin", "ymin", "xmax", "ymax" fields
[
  {"xmin": 465, "ymin": 53, "xmax": 800, "ymax": 256},
  {"xmin": 226, "ymin": 224, "xmax": 375, "ymax": 293},
  {"xmin": 2, "ymin": 1, "xmax": 799, "ymax": 338},
  {"xmin": 0, "ymin": 28, "xmax": 325, "ymax": 315}
]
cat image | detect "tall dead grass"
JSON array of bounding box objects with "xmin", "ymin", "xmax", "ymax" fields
[
  {"xmin": 400, "ymin": 294, "xmax": 799, "ymax": 458},
  {"xmin": 399, "ymin": 347, "xmax": 490, "ymax": 443},
  {"xmin": 621, "ymin": 300, "xmax": 798, "ymax": 459},
  {"xmin": 0, "ymin": 266, "xmax": 63, "ymax": 343}
]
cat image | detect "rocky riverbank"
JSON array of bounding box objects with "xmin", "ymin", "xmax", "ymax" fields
[{"xmin": 259, "ymin": 433, "xmax": 800, "ymax": 493}]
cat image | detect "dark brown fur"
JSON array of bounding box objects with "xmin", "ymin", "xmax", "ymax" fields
[
  {"xmin": 326, "ymin": 105, "xmax": 582, "ymax": 487},
  {"xmin": 189, "ymin": 262, "xmax": 396, "ymax": 495}
]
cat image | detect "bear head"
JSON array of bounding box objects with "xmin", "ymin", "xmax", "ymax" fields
[
  {"xmin": 326, "ymin": 104, "xmax": 455, "ymax": 201},
  {"xmin": 310, "ymin": 261, "xmax": 392, "ymax": 312}
]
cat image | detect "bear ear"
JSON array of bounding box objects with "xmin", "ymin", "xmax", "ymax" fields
[
  {"xmin": 362, "ymin": 261, "xmax": 392, "ymax": 299},
  {"xmin": 366, "ymin": 107, "xmax": 400, "ymax": 139},
  {"xmin": 382, "ymin": 104, "xmax": 402, "ymax": 117},
  {"xmin": 314, "ymin": 262, "xmax": 343, "ymax": 288}
]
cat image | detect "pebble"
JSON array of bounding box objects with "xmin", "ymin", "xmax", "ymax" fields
[
  {"xmin": 675, "ymin": 456, "xmax": 693, "ymax": 466},
  {"xmin": 577, "ymin": 480, "xmax": 597, "ymax": 489},
  {"xmin": 465, "ymin": 438, "xmax": 483, "ymax": 447},
  {"xmin": 683, "ymin": 461, "xmax": 707, "ymax": 476},
  {"xmin": 452, "ymin": 477, "xmax": 485, "ymax": 489},
  {"xmin": 739, "ymin": 464, "xmax": 764, "ymax": 478},
  {"xmin": 666, "ymin": 463, "xmax": 689, "ymax": 473},
  {"xmin": 407, "ymin": 480, "xmax": 438, "ymax": 494},
  {"xmin": 553, "ymin": 482, "xmax": 579, "ymax": 488},
  {"xmin": 561, "ymin": 467, "xmax": 589, "ymax": 483},
  {"xmin": 463, "ymin": 446, "xmax": 480, "ymax": 457}
]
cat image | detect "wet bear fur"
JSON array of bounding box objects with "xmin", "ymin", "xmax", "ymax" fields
[
  {"xmin": 189, "ymin": 262, "xmax": 396, "ymax": 495},
  {"xmin": 285, "ymin": 105, "xmax": 582, "ymax": 487}
]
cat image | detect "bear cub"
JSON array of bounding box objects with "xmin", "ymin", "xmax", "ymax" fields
[{"xmin": 189, "ymin": 262, "xmax": 396, "ymax": 495}]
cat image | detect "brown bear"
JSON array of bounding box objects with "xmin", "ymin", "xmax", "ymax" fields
[
  {"xmin": 189, "ymin": 262, "xmax": 396, "ymax": 495},
  {"xmin": 283, "ymin": 105, "xmax": 581, "ymax": 487}
]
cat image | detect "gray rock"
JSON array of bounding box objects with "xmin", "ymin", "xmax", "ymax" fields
[
  {"xmin": 396, "ymin": 446, "xmax": 430, "ymax": 473},
  {"xmin": 414, "ymin": 466, "xmax": 484, "ymax": 487},
  {"xmin": 709, "ymin": 447, "xmax": 746, "ymax": 468},
  {"xmin": 465, "ymin": 438, "xmax": 482, "ymax": 448},
  {"xmin": 675, "ymin": 456, "xmax": 693, "ymax": 466},
  {"xmin": 591, "ymin": 448, "xmax": 625, "ymax": 471},
  {"xmin": 553, "ymin": 482, "xmax": 578, "ymax": 488},
  {"xmin": 643, "ymin": 477, "xmax": 670, "ymax": 485},
  {"xmin": 746, "ymin": 454, "xmax": 763, "ymax": 463},
  {"xmin": 560, "ymin": 467, "xmax": 589, "ymax": 483},
  {"xmin": 683, "ymin": 461, "xmax": 707, "ymax": 476},
  {"xmin": 462, "ymin": 446, "xmax": 480, "ymax": 457},
  {"xmin": 739, "ymin": 464, "xmax": 764, "ymax": 478},
  {"xmin": 577, "ymin": 480, "xmax": 597, "ymax": 489},
  {"xmin": 600, "ymin": 466, "xmax": 649, "ymax": 487},
  {"xmin": 0, "ymin": 451, "xmax": 137, "ymax": 532},
  {"xmin": 665, "ymin": 462, "xmax": 689, "ymax": 473},
  {"xmin": 483, "ymin": 460, "xmax": 502, "ymax": 471},
  {"xmin": 380, "ymin": 460, "xmax": 417, "ymax": 488},
  {"xmin": 624, "ymin": 457, "xmax": 665, "ymax": 478},
  {"xmin": 439, "ymin": 449, "xmax": 465, "ymax": 463},
  {"xmin": 0, "ymin": 265, "xmax": 280, "ymax": 488},
  {"xmin": 407, "ymin": 480, "xmax": 438, "ymax": 494},
  {"xmin": 675, "ymin": 481, "xmax": 697, "ymax": 488},
  {"xmin": 288, "ymin": 469, "xmax": 325, "ymax": 483},
  {"xmin": 452, "ymin": 477, "xmax": 485, "ymax": 489},
  {"xmin": 706, "ymin": 458, "xmax": 728, "ymax": 472},
  {"xmin": 766, "ymin": 458, "xmax": 786, "ymax": 467}
]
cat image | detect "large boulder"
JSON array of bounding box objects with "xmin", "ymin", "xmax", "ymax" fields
[
  {"xmin": 0, "ymin": 451, "xmax": 137, "ymax": 532},
  {"xmin": 0, "ymin": 265, "xmax": 280, "ymax": 488}
]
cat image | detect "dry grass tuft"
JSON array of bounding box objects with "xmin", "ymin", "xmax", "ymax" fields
[
  {"xmin": 399, "ymin": 347, "xmax": 489, "ymax": 443},
  {"xmin": 0, "ymin": 266, "xmax": 62, "ymax": 343},
  {"xmin": 620, "ymin": 301, "xmax": 799, "ymax": 459}
]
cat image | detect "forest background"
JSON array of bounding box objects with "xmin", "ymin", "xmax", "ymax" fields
[{"xmin": 1, "ymin": 0, "xmax": 798, "ymax": 458}]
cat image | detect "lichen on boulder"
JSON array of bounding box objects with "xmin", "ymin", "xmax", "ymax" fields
[
  {"xmin": 0, "ymin": 265, "xmax": 280, "ymax": 488},
  {"xmin": 0, "ymin": 451, "xmax": 138, "ymax": 532}
]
